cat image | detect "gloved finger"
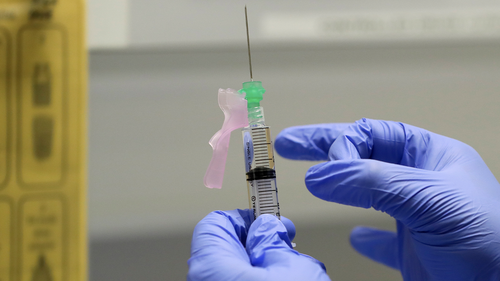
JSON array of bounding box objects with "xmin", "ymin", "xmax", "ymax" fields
[
  {"xmin": 281, "ymin": 216, "xmax": 296, "ymax": 241},
  {"xmin": 275, "ymin": 123, "xmax": 352, "ymax": 161},
  {"xmin": 188, "ymin": 209, "xmax": 264, "ymax": 280},
  {"xmin": 246, "ymin": 214, "xmax": 331, "ymax": 280},
  {"xmin": 328, "ymin": 118, "xmax": 459, "ymax": 169},
  {"xmin": 350, "ymin": 226, "xmax": 399, "ymax": 270},
  {"xmin": 306, "ymin": 159, "xmax": 441, "ymax": 227}
]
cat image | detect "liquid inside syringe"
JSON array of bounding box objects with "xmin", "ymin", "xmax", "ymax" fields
[{"xmin": 243, "ymin": 125, "xmax": 280, "ymax": 219}]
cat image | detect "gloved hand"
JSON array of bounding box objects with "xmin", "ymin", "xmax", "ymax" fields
[
  {"xmin": 187, "ymin": 209, "xmax": 331, "ymax": 281},
  {"xmin": 275, "ymin": 118, "xmax": 500, "ymax": 281}
]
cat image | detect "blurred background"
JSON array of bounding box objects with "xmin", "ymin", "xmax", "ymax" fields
[{"xmin": 87, "ymin": 0, "xmax": 500, "ymax": 280}]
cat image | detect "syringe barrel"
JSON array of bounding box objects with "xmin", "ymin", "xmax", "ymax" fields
[
  {"xmin": 247, "ymin": 169, "xmax": 280, "ymax": 219},
  {"xmin": 242, "ymin": 125, "xmax": 281, "ymax": 220}
]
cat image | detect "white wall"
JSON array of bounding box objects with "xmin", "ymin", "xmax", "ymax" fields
[
  {"xmin": 87, "ymin": 0, "xmax": 129, "ymax": 49},
  {"xmin": 88, "ymin": 0, "xmax": 500, "ymax": 49},
  {"xmin": 128, "ymin": 0, "xmax": 500, "ymax": 47}
]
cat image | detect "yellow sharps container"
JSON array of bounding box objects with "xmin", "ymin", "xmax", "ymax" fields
[{"xmin": 0, "ymin": 0, "xmax": 87, "ymax": 280}]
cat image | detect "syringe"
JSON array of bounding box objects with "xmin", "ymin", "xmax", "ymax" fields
[
  {"xmin": 242, "ymin": 7, "xmax": 281, "ymax": 220},
  {"xmin": 241, "ymin": 82, "xmax": 280, "ymax": 220}
]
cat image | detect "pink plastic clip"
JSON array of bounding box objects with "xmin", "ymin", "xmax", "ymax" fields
[{"xmin": 204, "ymin": 88, "xmax": 249, "ymax": 189}]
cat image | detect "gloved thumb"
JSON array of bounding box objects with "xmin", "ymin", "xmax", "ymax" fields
[
  {"xmin": 350, "ymin": 226, "xmax": 399, "ymax": 270},
  {"xmin": 246, "ymin": 214, "xmax": 297, "ymax": 267},
  {"xmin": 246, "ymin": 215, "xmax": 331, "ymax": 281}
]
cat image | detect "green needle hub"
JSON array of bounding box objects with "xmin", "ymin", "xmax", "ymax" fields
[{"xmin": 241, "ymin": 81, "xmax": 266, "ymax": 109}]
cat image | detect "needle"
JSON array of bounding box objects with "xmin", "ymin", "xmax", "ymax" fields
[{"xmin": 245, "ymin": 6, "xmax": 253, "ymax": 81}]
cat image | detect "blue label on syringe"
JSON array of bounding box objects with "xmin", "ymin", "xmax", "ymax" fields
[{"xmin": 243, "ymin": 131, "xmax": 253, "ymax": 173}]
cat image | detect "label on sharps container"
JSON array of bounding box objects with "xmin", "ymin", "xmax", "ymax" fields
[{"xmin": 0, "ymin": 1, "xmax": 87, "ymax": 280}]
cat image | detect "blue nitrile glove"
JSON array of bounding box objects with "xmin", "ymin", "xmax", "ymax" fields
[
  {"xmin": 187, "ymin": 209, "xmax": 331, "ymax": 281},
  {"xmin": 275, "ymin": 118, "xmax": 500, "ymax": 281}
]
